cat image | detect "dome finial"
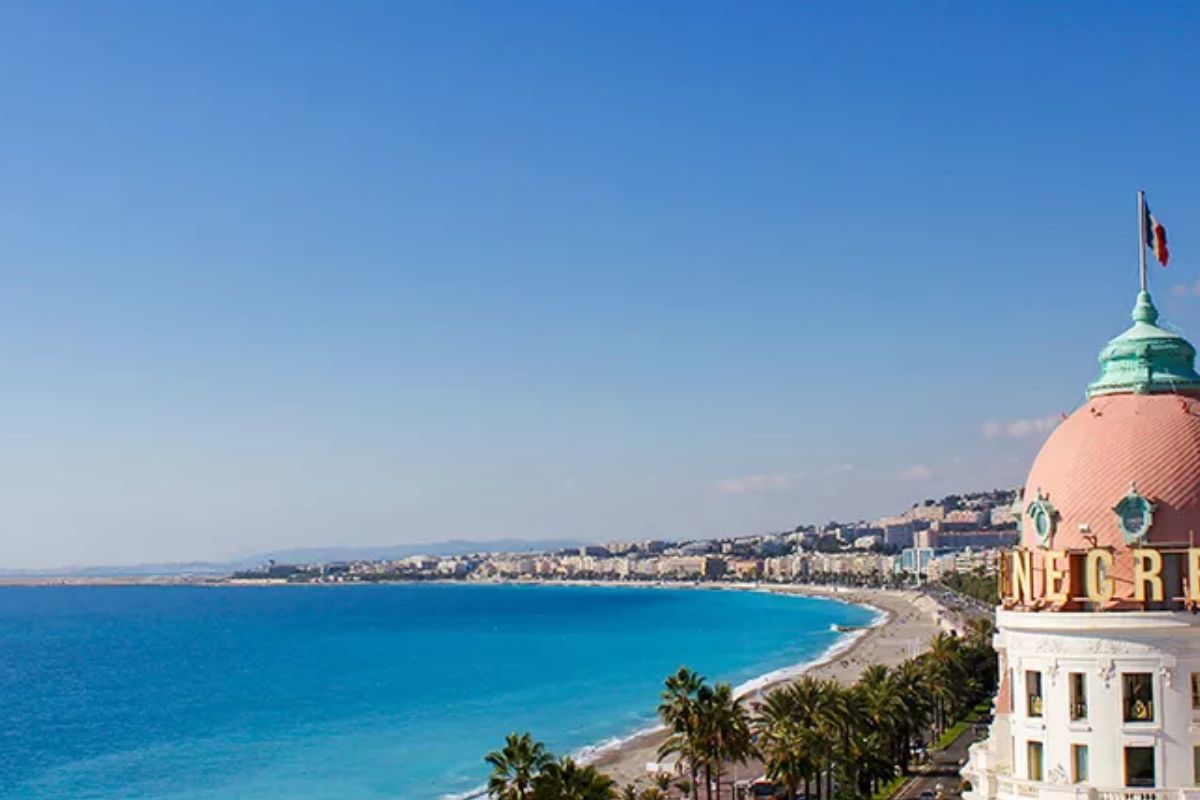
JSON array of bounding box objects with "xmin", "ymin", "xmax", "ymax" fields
[
  {"xmin": 1087, "ymin": 289, "xmax": 1200, "ymax": 398},
  {"xmin": 1132, "ymin": 290, "xmax": 1159, "ymax": 325}
]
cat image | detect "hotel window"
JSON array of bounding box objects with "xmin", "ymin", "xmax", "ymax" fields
[
  {"xmin": 1192, "ymin": 673, "xmax": 1200, "ymax": 709},
  {"xmin": 1071, "ymin": 744, "xmax": 1089, "ymax": 783},
  {"xmin": 1069, "ymin": 672, "xmax": 1087, "ymax": 721},
  {"xmin": 1122, "ymin": 673, "xmax": 1155, "ymax": 722},
  {"xmin": 1194, "ymin": 747, "xmax": 1200, "ymax": 785},
  {"xmin": 1026, "ymin": 670, "xmax": 1043, "ymax": 717},
  {"xmin": 1124, "ymin": 746, "xmax": 1155, "ymax": 788},
  {"xmin": 1028, "ymin": 741, "xmax": 1044, "ymax": 782}
]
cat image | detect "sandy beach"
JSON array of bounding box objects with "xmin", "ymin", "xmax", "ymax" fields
[{"xmin": 588, "ymin": 586, "xmax": 949, "ymax": 788}]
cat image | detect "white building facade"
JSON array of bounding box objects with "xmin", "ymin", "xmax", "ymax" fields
[{"xmin": 967, "ymin": 610, "xmax": 1200, "ymax": 799}]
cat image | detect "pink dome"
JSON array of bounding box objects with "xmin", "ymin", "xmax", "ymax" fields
[
  {"xmin": 1019, "ymin": 391, "xmax": 1200, "ymax": 606},
  {"xmin": 1022, "ymin": 392, "xmax": 1200, "ymax": 552}
]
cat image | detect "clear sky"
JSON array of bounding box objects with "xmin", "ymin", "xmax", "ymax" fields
[{"xmin": 2, "ymin": 2, "xmax": 1199, "ymax": 568}]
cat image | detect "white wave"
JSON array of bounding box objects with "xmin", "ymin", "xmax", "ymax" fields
[
  {"xmin": 731, "ymin": 627, "xmax": 868, "ymax": 698},
  {"xmin": 574, "ymin": 722, "xmax": 665, "ymax": 766},
  {"xmin": 439, "ymin": 785, "xmax": 486, "ymax": 800}
]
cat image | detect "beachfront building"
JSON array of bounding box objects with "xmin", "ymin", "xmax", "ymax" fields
[
  {"xmin": 898, "ymin": 546, "xmax": 943, "ymax": 575},
  {"xmin": 963, "ymin": 288, "xmax": 1200, "ymax": 800}
]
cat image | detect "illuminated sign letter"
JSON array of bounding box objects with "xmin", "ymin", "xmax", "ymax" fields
[
  {"xmin": 1012, "ymin": 549, "xmax": 1034, "ymax": 604},
  {"xmin": 1044, "ymin": 550, "xmax": 1068, "ymax": 603},
  {"xmin": 1086, "ymin": 549, "xmax": 1114, "ymax": 604},
  {"xmin": 1133, "ymin": 548, "xmax": 1164, "ymax": 602}
]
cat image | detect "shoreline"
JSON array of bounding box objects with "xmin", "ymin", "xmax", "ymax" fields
[
  {"xmin": 440, "ymin": 584, "xmax": 946, "ymax": 798},
  {"xmin": 572, "ymin": 609, "xmax": 881, "ymax": 762},
  {"xmin": 439, "ymin": 583, "xmax": 901, "ymax": 800},
  {"xmin": 583, "ymin": 586, "xmax": 944, "ymax": 789}
]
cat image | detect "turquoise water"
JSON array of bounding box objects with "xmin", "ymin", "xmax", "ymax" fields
[{"xmin": 0, "ymin": 583, "xmax": 874, "ymax": 799}]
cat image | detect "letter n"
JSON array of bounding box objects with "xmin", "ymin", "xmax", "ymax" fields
[{"xmin": 1012, "ymin": 549, "xmax": 1034, "ymax": 605}]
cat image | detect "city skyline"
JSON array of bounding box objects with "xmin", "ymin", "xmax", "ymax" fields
[{"xmin": 3, "ymin": 3, "xmax": 1200, "ymax": 569}]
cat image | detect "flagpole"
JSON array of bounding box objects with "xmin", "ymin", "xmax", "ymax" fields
[{"xmin": 1138, "ymin": 190, "xmax": 1148, "ymax": 293}]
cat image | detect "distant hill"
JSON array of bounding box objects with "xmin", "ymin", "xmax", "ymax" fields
[{"xmin": 0, "ymin": 539, "xmax": 588, "ymax": 578}]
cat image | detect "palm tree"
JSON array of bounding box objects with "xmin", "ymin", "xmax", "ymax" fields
[
  {"xmin": 694, "ymin": 682, "xmax": 754, "ymax": 800},
  {"xmin": 800, "ymin": 678, "xmax": 846, "ymax": 800},
  {"xmin": 855, "ymin": 665, "xmax": 909, "ymax": 789},
  {"xmin": 658, "ymin": 668, "xmax": 704, "ymax": 729},
  {"xmin": 486, "ymin": 732, "xmax": 554, "ymax": 800},
  {"xmin": 764, "ymin": 676, "xmax": 840, "ymax": 799},
  {"xmin": 963, "ymin": 619, "xmax": 999, "ymax": 699},
  {"xmin": 893, "ymin": 658, "xmax": 933, "ymax": 773},
  {"xmin": 657, "ymin": 667, "xmax": 705, "ymax": 798},
  {"xmin": 531, "ymin": 757, "xmax": 616, "ymax": 800},
  {"xmin": 754, "ymin": 685, "xmax": 814, "ymax": 800},
  {"xmin": 965, "ymin": 616, "xmax": 996, "ymax": 650},
  {"xmin": 841, "ymin": 681, "xmax": 895, "ymax": 796},
  {"xmin": 924, "ymin": 632, "xmax": 968, "ymax": 736}
]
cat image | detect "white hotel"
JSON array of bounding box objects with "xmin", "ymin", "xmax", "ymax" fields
[{"xmin": 963, "ymin": 287, "xmax": 1200, "ymax": 800}]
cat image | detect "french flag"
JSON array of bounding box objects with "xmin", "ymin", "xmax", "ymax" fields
[{"xmin": 1144, "ymin": 201, "xmax": 1169, "ymax": 266}]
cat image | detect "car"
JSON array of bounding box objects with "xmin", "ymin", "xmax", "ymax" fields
[
  {"xmin": 919, "ymin": 790, "xmax": 937, "ymax": 800},
  {"xmin": 748, "ymin": 778, "xmax": 786, "ymax": 799}
]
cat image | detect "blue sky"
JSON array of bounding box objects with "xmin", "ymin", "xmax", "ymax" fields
[{"xmin": 2, "ymin": 2, "xmax": 1199, "ymax": 568}]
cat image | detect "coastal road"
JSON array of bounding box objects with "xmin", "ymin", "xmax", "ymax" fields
[{"xmin": 892, "ymin": 719, "xmax": 986, "ymax": 800}]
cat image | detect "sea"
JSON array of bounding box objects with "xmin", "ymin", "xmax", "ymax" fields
[{"xmin": 0, "ymin": 583, "xmax": 877, "ymax": 800}]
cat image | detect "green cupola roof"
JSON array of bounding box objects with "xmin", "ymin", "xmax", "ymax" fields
[{"xmin": 1086, "ymin": 291, "xmax": 1200, "ymax": 398}]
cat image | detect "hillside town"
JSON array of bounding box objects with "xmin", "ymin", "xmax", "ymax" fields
[{"xmin": 230, "ymin": 488, "xmax": 1019, "ymax": 588}]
